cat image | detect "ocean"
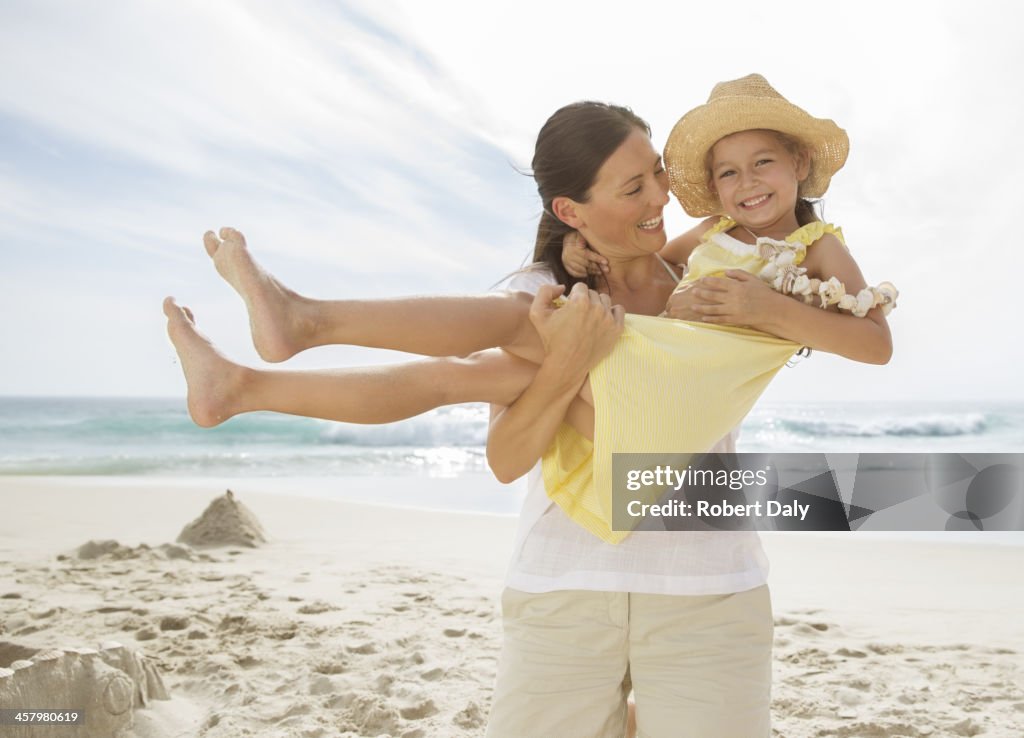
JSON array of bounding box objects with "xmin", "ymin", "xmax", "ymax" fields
[
  {"xmin": 1, "ymin": 396, "xmax": 1021, "ymax": 478},
  {"xmin": 2, "ymin": 397, "xmax": 1021, "ymax": 544}
]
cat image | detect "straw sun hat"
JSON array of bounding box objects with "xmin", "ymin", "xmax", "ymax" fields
[{"xmin": 664, "ymin": 74, "xmax": 849, "ymax": 217}]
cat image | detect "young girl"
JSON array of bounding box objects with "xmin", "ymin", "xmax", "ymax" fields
[
  {"xmin": 545, "ymin": 75, "xmax": 900, "ymax": 541},
  {"xmin": 165, "ymin": 75, "xmax": 896, "ymax": 544}
]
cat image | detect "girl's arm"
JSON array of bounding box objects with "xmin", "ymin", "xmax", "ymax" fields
[
  {"xmin": 561, "ymin": 216, "xmax": 718, "ymax": 277},
  {"xmin": 688, "ymin": 234, "xmax": 893, "ymax": 365},
  {"xmin": 486, "ymin": 284, "xmax": 623, "ymax": 483},
  {"xmin": 658, "ymin": 216, "xmax": 720, "ymax": 266}
]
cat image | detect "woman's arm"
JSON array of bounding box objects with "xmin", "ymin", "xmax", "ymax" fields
[
  {"xmin": 486, "ymin": 284, "xmax": 623, "ymax": 483},
  {"xmin": 487, "ymin": 372, "xmax": 584, "ymax": 484},
  {"xmin": 682, "ymin": 235, "xmax": 893, "ymax": 364}
]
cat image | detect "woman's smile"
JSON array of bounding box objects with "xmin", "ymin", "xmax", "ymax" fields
[{"xmin": 637, "ymin": 214, "xmax": 664, "ymax": 232}]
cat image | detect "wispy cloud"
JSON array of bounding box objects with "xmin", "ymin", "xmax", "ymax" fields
[
  {"xmin": 1, "ymin": 0, "xmax": 1021, "ymax": 398},
  {"xmin": 0, "ymin": 0, "xmax": 536, "ymax": 282}
]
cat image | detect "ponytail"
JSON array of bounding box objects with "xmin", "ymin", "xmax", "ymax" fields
[
  {"xmin": 795, "ymin": 197, "xmax": 821, "ymax": 226},
  {"xmin": 532, "ymin": 211, "xmax": 601, "ymax": 290}
]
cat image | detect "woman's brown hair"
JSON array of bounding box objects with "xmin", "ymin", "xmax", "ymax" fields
[{"xmin": 529, "ymin": 102, "xmax": 651, "ymax": 289}]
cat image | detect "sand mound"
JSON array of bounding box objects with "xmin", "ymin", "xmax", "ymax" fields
[
  {"xmin": 177, "ymin": 490, "xmax": 267, "ymax": 549},
  {"xmin": 75, "ymin": 539, "xmax": 133, "ymax": 560},
  {"xmin": 64, "ymin": 540, "xmax": 206, "ymax": 562}
]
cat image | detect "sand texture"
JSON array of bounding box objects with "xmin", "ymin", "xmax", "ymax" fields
[{"xmin": 1, "ymin": 477, "xmax": 1022, "ymax": 737}]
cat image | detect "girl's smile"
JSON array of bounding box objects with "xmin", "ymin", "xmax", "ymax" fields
[{"xmin": 738, "ymin": 193, "xmax": 772, "ymax": 210}]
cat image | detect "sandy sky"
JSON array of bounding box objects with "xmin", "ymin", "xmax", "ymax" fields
[{"xmin": 1, "ymin": 0, "xmax": 1022, "ymax": 402}]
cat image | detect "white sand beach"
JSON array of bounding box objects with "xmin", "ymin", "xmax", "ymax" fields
[{"xmin": 1, "ymin": 476, "xmax": 1022, "ymax": 738}]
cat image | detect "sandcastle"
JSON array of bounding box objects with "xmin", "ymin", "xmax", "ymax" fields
[{"xmin": 0, "ymin": 641, "xmax": 167, "ymax": 738}]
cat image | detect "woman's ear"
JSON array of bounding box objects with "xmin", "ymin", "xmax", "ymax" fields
[{"xmin": 552, "ymin": 196, "xmax": 583, "ymax": 228}]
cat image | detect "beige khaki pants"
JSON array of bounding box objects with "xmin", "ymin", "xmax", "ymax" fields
[{"xmin": 486, "ymin": 585, "xmax": 772, "ymax": 738}]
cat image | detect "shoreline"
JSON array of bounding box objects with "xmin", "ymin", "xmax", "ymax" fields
[{"xmin": 3, "ymin": 473, "xmax": 1021, "ymax": 546}]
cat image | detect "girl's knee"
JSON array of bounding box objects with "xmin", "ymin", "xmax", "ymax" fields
[{"xmin": 452, "ymin": 350, "xmax": 536, "ymax": 406}]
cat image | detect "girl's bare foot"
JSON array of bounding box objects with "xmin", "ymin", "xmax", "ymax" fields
[
  {"xmin": 203, "ymin": 227, "xmax": 315, "ymax": 362},
  {"xmin": 163, "ymin": 297, "xmax": 250, "ymax": 427}
]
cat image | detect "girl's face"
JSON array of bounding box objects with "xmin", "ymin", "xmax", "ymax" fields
[
  {"xmin": 568, "ymin": 128, "xmax": 671, "ymax": 258},
  {"xmin": 708, "ymin": 129, "xmax": 810, "ymax": 237}
]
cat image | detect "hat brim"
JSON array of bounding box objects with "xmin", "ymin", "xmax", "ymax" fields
[{"xmin": 664, "ymin": 97, "xmax": 849, "ymax": 218}]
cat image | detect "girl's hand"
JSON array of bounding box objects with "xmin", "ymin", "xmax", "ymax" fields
[
  {"xmin": 529, "ymin": 283, "xmax": 624, "ymax": 372},
  {"xmin": 676, "ymin": 270, "xmax": 781, "ymax": 328},
  {"xmin": 561, "ymin": 232, "xmax": 610, "ymax": 278}
]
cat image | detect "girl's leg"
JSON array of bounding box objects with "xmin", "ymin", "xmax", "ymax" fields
[
  {"xmin": 204, "ymin": 228, "xmax": 542, "ymax": 363},
  {"xmin": 164, "ymin": 297, "xmax": 550, "ymax": 428}
]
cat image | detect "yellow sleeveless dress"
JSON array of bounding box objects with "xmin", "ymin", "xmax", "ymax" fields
[{"xmin": 541, "ymin": 217, "xmax": 844, "ymax": 544}]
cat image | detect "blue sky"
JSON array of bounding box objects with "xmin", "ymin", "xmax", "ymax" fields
[{"xmin": 1, "ymin": 0, "xmax": 1022, "ymax": 402}]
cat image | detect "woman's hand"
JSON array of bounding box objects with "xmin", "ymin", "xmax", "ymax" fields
[
  {"xmin": 530, "ymin": 283, "xmax": 624, "ymax": 373},
  {"xmin": 485, "ymin": 283, "xmax": 623, "ymax": 484},
  {"xmin": 665, "ymin": 270, "xmax": 781, "ymax": 328},
  {"xmin": 661, "ymin": 281, "xmax": 705, "ymax": 321},
  {"xmin": 561, "ymin": 232, "xmax": 609, "ymax": 278}
]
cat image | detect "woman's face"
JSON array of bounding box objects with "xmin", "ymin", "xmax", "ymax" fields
[
  {"xmin": 708, "ymin": 129, "xmax": 809, "ymax": 237},
  {"xmin": 569, "ymin": 128, "xmax": 670, "ymax": 257}
]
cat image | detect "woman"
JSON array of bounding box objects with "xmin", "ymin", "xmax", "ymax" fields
[{"xmin": 481, "ymin": 102, "xmax": 774, "ymax": 738}]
